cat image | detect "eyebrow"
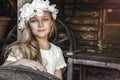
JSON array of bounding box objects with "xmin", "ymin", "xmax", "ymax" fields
[
  {"xmin": 42, "ymin": 16, "xmax": 50, "ymax": 18},
  {"xmin": 30, "ymin": 17, "xmax": 37, "ymax": 19}
]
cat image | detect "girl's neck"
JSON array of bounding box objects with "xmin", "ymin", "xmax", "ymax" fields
[{"xmin": 37, "ymin": 38, "xmax": 51, "ymax": 50}]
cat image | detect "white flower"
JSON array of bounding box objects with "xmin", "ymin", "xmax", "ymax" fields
[
  {"xmin": 18, "ymin": 0, "xmax": 58, "ymax": 31},
  {"xmin": 35, "ymin": 10, "xmax": 44, "ymax": 16}
]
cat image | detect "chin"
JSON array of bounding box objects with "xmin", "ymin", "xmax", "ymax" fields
[{"xmin": 37, "ymin": 35, "xmax": 47, "ymax": 38}]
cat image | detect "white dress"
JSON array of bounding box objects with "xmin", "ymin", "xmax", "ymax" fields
[{"xmin": 6, "ymin": 43, "xmax": 67, "ymax": 75}]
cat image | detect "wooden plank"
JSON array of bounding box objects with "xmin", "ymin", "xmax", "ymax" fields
[
  {"xmin": 73, "ymin": 59, "xmax": 120, "ymax": 70},
  {"xmin": 67, "ymin": 58, "xmax": 73, "ymax": 80}
]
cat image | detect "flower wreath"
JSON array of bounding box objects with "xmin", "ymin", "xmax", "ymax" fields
[{"xmin": 18, "ymin": 0, "xmax": 58, "ymax": 31}]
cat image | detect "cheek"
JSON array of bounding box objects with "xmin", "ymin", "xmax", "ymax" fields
[
  {"xmin": 30, "ymin": 23, "xmax": 38, "ymax": 28},
  {"xmin": 29, "ymin": 24, "xmax": 37, "ymax": 34},
  {"xmin": 43, "ymin": 21, "xmax": 52, "ymax": 28},
  {"xmin": 29, "ymin": 23, "xmax": 39, "ymax": 32}
]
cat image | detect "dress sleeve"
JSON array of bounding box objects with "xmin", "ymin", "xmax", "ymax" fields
[
  {"xmin": 6, "ymin": 47, "xmax": 23, "ymax": 61},
  {"xmin": 55, "ymin": 48, "xmax": 67, "ymax": 70}
]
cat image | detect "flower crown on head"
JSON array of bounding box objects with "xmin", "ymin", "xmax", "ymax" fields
[{"xmin": 18, "ymin": 0, "xmax": 58, "ymax": 31}]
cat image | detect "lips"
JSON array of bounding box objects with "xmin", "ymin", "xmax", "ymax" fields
[{"xmin": 37, "ymin": 29, "xmax": 45, "ymax": 32}]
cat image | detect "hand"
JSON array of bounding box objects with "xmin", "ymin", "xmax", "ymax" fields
[{"xmin": 16, "ymin": 59, "xmax": 47, "ymax": 72}]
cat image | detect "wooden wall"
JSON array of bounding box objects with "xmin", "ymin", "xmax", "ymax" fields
[
  {"xmin": 51, "ymin": 0, "xmax": 101, "ymax": 51},
  {"xmin": 51, "ymin": 0, "xmax": 120, "ymax": 52}
]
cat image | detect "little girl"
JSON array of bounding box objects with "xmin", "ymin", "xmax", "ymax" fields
[{"xmin": 2, "ymin": 0, "xmax": 66, "ymax": 80}]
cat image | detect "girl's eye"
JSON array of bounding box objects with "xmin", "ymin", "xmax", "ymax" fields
[{"xmin": 43, "ymin": 19, "xmax": 49, "ymax": 21}]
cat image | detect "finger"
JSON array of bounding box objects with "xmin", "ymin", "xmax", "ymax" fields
[
  {"xmin": 35, "ymin": 64, "xmax": 46, "ymax": 71},
  {"xmin": 32, "ymin": 62, "xmax": 47, "ymax": 71},
  {"xmin": 27, "ymin": 65, "xmax": 38, "ymax": 70}
]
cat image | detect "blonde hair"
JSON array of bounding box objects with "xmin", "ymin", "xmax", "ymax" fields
[{"xmin": 5, "ymin": 12, "xmax": 55, "ymax": 64}]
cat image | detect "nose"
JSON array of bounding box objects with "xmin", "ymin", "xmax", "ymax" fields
[{"xmin": 38, "ymin": 21, "xmax": 43, "ymax": 28}]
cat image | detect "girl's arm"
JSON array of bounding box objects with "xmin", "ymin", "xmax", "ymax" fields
[
  {"xmin": 54, "ymin": 69, "xmax": 63, "ymax": 80},
  {"xmin": 2, "ymin": 59, "xmax": 46, "ymax": 71},
  {"xmin": 2, "ymin": 61, "xmax": 16, "ymax": 66}
]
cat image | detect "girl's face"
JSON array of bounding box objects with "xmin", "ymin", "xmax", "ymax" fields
[{"xmin": 29, "ymin": 11, "xmax": 54, "ymax": 39}]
